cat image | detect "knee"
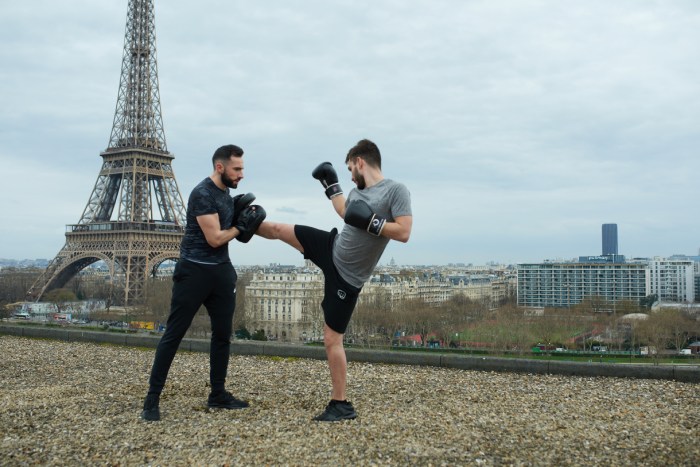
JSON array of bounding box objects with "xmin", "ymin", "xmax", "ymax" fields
[
  {"xmin": 323, "ymin": 326, "xmax": 343, "ymax": 349},
  {"xmin": 270, "ymin": 222, "xmax": 285, "ymax": 240},
  {"xmin": 257, "ymin": 221, "xmax": 279, "ymax": 239},
  {"xmin": 211, "ymin": 326, "xmax": 232, "ymax": 342}
]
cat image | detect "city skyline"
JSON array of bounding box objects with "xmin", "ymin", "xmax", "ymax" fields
[
  {"xmin": 1, "ymin": 1, "xmax": 699, "ymax": 266},
  {"xmin": 2, "ymin": 246, "xmax": 698, "ymax": 270}
]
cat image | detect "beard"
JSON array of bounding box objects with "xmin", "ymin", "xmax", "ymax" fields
[
  {"xmin": 222, "ymin": 172, "xmax": 238, "ymax": 189},
  {"xmin": 353, "ymin": 168, "xmax": 366, "ymax": 190}
]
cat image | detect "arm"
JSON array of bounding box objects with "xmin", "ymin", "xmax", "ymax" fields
[
  {"xmin": 344, "ymin": 200, "xmax": 412, "ymax": 242},
  {"xmin": 312, "ymin": 162, "xmax": 345, "ymax": 218},
  {"xmin": 379, "ymin": 215, "xmax": 412, "ymax": 243},
  {"xmin": 331, "ymin": 194, "xmax": 346, "ymax": 218},
  {"xmin": 197, "ymin": 213, "xmax": 239, "ymax": 248}
]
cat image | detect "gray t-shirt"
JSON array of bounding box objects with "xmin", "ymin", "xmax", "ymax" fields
[{"xmin": 333, "ymin": 179, "xmax": 412, "ymax": 288}]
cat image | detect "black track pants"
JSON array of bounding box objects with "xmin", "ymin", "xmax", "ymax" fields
[{"xmin": 147, "ymin": 260, "xmax": 237, "ymax": 395}]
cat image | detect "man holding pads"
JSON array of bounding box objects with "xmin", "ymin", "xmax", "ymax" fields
[
  {"xmin": 256, "ymin": 139, "xmax": 412, "ymax": 421},
  {"xmin": 141, "ymin": 144, "xmax": 266, "ymax": 422}
]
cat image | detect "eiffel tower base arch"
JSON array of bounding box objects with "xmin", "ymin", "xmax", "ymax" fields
[{"xmin": 27, "ymin": 227, "xmax": 182, "ymax": 306}]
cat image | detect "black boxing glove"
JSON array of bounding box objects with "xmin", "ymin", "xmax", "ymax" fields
[
  {"xmin": 235, "ymin": 205, "xmax": 267, "ymax": 243},
  {"xmin": 344, "ymin": 199, "xmax": 386, "ymax": 236},
  {"xmin": 312, "ymin": 162, "xmax": 343, "ymax": 199},
  {"xmin": 231, "ymin": 192, "xmax": 255, "ymax": 227}
]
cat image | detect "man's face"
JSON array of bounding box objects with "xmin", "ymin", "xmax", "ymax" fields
[
  {"xmin": 347, "ymin": 158, "xmax": 366, "ymax": 190},
  {"xmin": 220, "ymin": 156, "xmax": 244, "ymax": 188}
]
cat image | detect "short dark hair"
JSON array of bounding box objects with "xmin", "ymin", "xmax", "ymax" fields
[
  {"xmin": 212, "ymin": 144, "xmax": 244, "ymax": 167},
  {"xmin": 346, "ymin": 139, "xmax": 381, "ymax": 169}
]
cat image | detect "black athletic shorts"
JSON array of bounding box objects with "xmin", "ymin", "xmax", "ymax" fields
[{"xmin": 294, "ymin": 225, "xmax": 361, "ymax": 334}]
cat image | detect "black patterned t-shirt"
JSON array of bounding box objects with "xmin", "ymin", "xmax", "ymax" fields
[{"xmin": 180, "ymin": 177, "xmax": 235, "ymax": 264}]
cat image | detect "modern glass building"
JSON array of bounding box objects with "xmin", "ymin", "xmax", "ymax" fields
[
  {"xmin": 602, "ymin": 223, "xmax": 618, "ymax": 256},
  {"xmin": 517, "ymin": 262, "xmax": 648, "ymax": 309}
]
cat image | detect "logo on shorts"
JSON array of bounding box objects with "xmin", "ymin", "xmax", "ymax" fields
[{"xmin": 337, "ymin": 289, "xmax": 347, "ymax": 300}]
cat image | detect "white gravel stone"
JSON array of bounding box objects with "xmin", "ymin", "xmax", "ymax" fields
[{"xmin": 1, "ymin": 335, "xmax": 698, "ymax": 466}]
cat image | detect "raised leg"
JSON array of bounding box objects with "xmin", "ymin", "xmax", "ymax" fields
[{"xmin": 256, "ymin": 221, "xmax": 304, "ymax": 253}]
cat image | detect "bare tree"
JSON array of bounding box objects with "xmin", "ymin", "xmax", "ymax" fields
[
  {"xmin": 636, "ymin": 314, "xmax": 667, "ymax": 364},
  {"xmin": 188, "ymin": 309, "xmax": 210, "ymax": 338},
  {"xmin": 625, "ymin": 315, "xmax": 648, "ymax": 354},
  {"xmin": 373, "ymin": 288, "xmax": 398, "ymax": 345},
  {"xmin": 432, "ymin": 294, "xmax": 475, "ymax": 349},
  {"xmin": 233, "ymin": 271, "xmax": 253, "ymax": 334},
  {"xmin": 312, "ymin": 296, "xmax": 325, "ymax": 341},
  {"xmin": 661, "ymin": 308, "xmax": 695, "ymax": 352},
  {"xmin": 493, "ymin": 305, "xmax": 530, "ymax": 353},
  {"xmin": 401, "ymin": 298, "xmax": 435, "ymax": 347},
  {"xmin": 634, "ymin": 308, "xmax": 698, "ymax": 361},
  {"xmin": 616, "ymin": 299, "xmax": 643, "ymax": 316},
  {"xmin": 530, "ymin": 311, "xmax": 562, "ymax": 350},
  {"xmin": 145, "ymin": 278, "xmax": 172, "ymax": 326},
  {"xmin": 354, "ymin": 287, "xmax": 397, "ymax": 347},
  {"xmin": 0, "ymin": 268, "xmax": 42, "ymax": 307},
  {"xmin": 577, "ymin": 295, "xmax": 609, "ymax": 314},
  {"xmin": 43, "ymin": 288, "xmax": 77, "ymax": 314}
]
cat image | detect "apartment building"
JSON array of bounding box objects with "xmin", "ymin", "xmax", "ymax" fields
[
  {"xmin": 244, "ymin": 263, "xmax": 324, "ymax": 341},
  {"xmin": 244, "ymin": 263, "xmax": 515, "ymax": 341},
  {"xmin": 449, "ymin": 276, "xmax": 496, "ymax": 303},
  {"xmin": 646, "ymin": 258, "xmax": 695, "ymax": 303},
  {"xmin": 517, "ymin": 261, "xmax": 648, "ymax": 309}
]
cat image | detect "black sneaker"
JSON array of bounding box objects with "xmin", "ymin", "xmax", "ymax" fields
[
  {"xmin": 207, "ymin": 391, "xmax": 249, "ymax": 410},
  {"xmin": 312, "ymin": 400, "xmax": 357, "ymax": 422},
  {"xmin": 141, "ymin": 394, "xmax": 160, "ymax": 421}
]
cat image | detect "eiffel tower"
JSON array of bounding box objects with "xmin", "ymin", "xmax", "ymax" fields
[{"xmin": 27, "ymin": 0, "xmax": 185, "ymax": 306}]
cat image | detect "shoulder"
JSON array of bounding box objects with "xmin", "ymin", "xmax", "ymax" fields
[
  {"xmin": 189, "ymin": 178, "xmax": 224, "ymax": 211},
  {"xmin": 191, "ymin": 178, "xmax": 211, "ymax": 194},
  {"xmin": 383, "ymin": 179, "xmax": 410, "ymax": 196},
  {"xmin": 382, "ymin": 178, "xmax": 406, "ymax": 188},
  {"xmin": 384, "ymin": 179, "xmax": 411, "ymax": 216},
  {"xmin": 192, "ymin": 178, "xmax": 226, "ymax": 198}
]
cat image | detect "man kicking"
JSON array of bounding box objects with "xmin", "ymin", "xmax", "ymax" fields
[{"xmin": 256, "ymin": 139, "xmax": 412, "ymax": 421}]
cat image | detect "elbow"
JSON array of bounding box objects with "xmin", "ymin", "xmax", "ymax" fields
[
  {"xmin": 208, "ymin": 239, "xmax": 224, "ymax": 249},
  {"xmin": 396, "ymin": 230, "xmax": 411, "ymax": 243},
  {"xmin": 206, "ymin": 235, "xmax": 226, "ymax": 249}
]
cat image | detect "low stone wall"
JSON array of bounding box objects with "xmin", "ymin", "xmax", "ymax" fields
[{"xmin": 1, "ymin": 323, "xmax": 698, "ymax": 382}]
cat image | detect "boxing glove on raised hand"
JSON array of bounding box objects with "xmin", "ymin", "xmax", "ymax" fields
[
  {"xmin": 344, "ymin": 199, "xmax": 386, "ymax": 236},
  {"xmin": 231, "ymin": 192, "xmax": 256, "ymax": 227},
  {"xmin": 312, "ymin": 162, "xmax": 343, "ymax": 199},
  {"xmin": 235, "ymin": 205, "xmax": 267, "ymax": 243}
]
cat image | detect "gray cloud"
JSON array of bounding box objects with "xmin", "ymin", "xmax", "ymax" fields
[{"xmin": 1, "ymin": 0, "xmax": 698, "ymax": 265}]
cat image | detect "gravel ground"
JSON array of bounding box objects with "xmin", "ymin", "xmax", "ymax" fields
[{"xmin": 1, "ymin": 335, "xmax": 698, "ymax": 466}]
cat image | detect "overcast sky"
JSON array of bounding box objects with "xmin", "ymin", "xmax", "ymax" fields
[{"xmin": 1, "ymin": 0, "xmax": 698, "ymax": 267}]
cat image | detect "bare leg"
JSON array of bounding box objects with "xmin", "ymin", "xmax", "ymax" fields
[
  {"xmin": 256, "ymin": 221, "xmax": 304, "ymax": 253},
  {"xmin": 258, "ymin": 223, "xmax": 348, "ymax": 399},
  {"xmin": 323, "ymin": 323, "xmax": 347, "ymax": 401}
]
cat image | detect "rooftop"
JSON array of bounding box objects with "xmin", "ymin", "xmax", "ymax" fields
[{"xmin": 1, "ymin": 335, "xmax": 698, "ymax": 465}]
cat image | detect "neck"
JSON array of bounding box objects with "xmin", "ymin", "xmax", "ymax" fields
[
  {"xmin": 363, "ymin": 168, "xmax": 384, "ymax": 188},
  {"xmin": 210, "ymin": 173, "xmax": 226, "ymax": 191}
]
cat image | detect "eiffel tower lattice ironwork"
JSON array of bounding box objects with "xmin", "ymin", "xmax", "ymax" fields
[{"xmin": 27, "ymin": 0, "xmax": 186, "ymax": 306}]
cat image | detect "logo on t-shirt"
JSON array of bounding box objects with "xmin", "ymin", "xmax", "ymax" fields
[{"xmin": 337, "ymin": 289, "xmax": 347, "ymax": 300}]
